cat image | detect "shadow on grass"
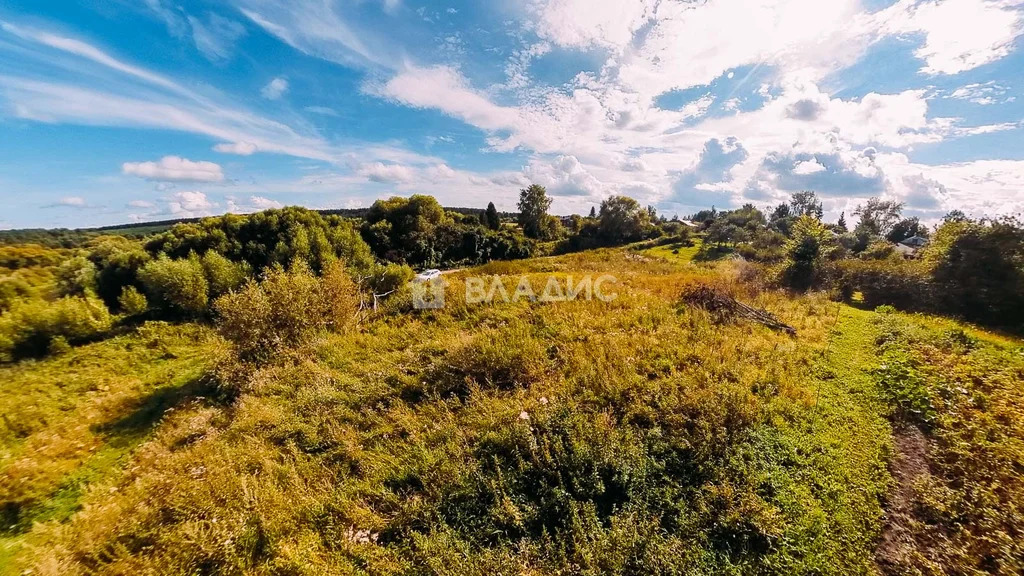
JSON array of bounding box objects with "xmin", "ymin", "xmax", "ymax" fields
[
  {"xmin": 1, "ymin": 373, "xmax": 213, "ymax": 535},
  {"xmin": 94, "ymin": 373, "xmax": 213, "ymax": 448},
  {"xmin": 693, "ymin": 244, "xmax": 734, "ymax": 262}
]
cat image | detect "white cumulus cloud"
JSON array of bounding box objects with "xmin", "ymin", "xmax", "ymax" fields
[
  {"xmin": 123, "ymin": 156, "xmax": 225, "ymax": 182},
  {"xmin": 167, "ymin": 190, "xmax": 217, "ymax": 217},
  {"xmin": 882, "ymin": 0, "xmax": 1024, "ymax": 75},
  {"xmin": 359, "ymin": 162, "xmax": 416, "ymax": 183},
  {"xmin": 261, "ymin": 76, "xmax": 289, "ymax": 100}
]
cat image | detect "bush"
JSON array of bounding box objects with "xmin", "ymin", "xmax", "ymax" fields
[
  {"xmin": 146, "ymin": 207, "xmax": 376, "ymax": 275},
  {"xmin": 779, "ymin": 216, "xmax": 837, "ymax": 290},
  {"xmin": 0, "ymin": 295, "xmax": 113, "ymax": 361},
  {"xmin": 859, "ymin": 240, "xmax": 897, "ymax": 261},
  {"xmin": 214, "ymin": 262, "xmax": 358, "ymax": 364},
  {"xmin": 831, "ymin": 218, "xmax": 1024, "ymax": 329},
  {"xmin": 0, "ymin": 244, "xmax": 65, "ymax": 269},
  {"xmin": 365, "ymin": 262, "xmax": 414, "ymax": 295},
  {"xmin": 47, "ymin": 335, "xmax": 72, "ymax": 357},
  {"xmin": 117, "ymin": 285, "xmax": 148, "ymax": 317},
  {"xmin": 86, "ymin": 236, "xmax": 152, "ymax": 307},
  {"xmin": 201, "ymin": 250, "xmax": 250, "ymax": 298},
  {"xmin": 138, "ymin": 254, "xmax": 209, "ymax": 317},
  {"xmin": 0, "ymin": 276, "xmax": 33, "ymax": 312},
  {"xmin": 54, "ymin": 255, "xmax": 98, "ymax": 297},
  {"xmin": 923, "ymin": 217, "xmax": 1024, "ymax": 328},
  {"xmin": 837, "ymin": 260, "xmax": 933, "ymax": 310}
]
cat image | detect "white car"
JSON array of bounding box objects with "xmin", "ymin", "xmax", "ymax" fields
[{"xmin": 414, "ymin": 269, "xmax": 442, "ymax": 281}]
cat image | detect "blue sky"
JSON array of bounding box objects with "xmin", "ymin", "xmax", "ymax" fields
[{"xmin": 0, "ymin": 0, "xmax": 1022, "ymax": 228}]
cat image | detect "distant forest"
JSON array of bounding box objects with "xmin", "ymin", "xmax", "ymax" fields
[{"xmin": 0, "ymin": 206, "xmax": 521, "ymax": 248}]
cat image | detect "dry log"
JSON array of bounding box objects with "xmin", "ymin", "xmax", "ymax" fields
[{"xmin": 681, "ymin": 285, "xmax": 797, "ymax": 336}]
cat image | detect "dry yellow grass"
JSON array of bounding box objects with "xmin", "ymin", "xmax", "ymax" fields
[{"xmin": 3, "ymin": 248, "xmax": 1019, "ymax": 575}]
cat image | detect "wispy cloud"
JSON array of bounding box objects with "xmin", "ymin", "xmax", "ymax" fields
[
  {"xmin": 234, "ymin": 0, "xmax": 402, "ymax": 69},
  {"xmin": 187, "ymin": 12, "xmax": 247, "ymax": 62},
  {"xmin": 304, "ymin": 106, "xmax": 339, "ymax": 117},
  {"xmin": 0, "ymin": 22, "xmax": 440, "ymax": 169},
  {"xmin": 43, "ymin": 196, "xmax": 88, "ymax": 208},
  {"xmin": 214, "ymin": 141, "xmax": 259, "ymax": 155}
]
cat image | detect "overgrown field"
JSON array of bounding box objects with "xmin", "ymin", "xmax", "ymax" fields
[{"xmin": 1, "ymin": 248, "xmax": 1021, "ymax": 575}]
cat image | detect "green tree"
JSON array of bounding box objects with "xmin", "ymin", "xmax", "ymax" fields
[
  {"xmin": 598, "ymin": 195, "xmax": 650, "ymax": 244},
  {"xmin": 705, "ymin": 219, "xmax": 742, "ymax": 248},
  {"xmin": 564, "ymin": 214, "xmax": 584, "ymax": 235},
  {"xmin": 923, "ymin": 217, "xmax": 1024, "ymax": 327},
  {"xmin": 781, "ymin": 215, "xmax": 838, "ymax": 290},
  {"xmin": 518, "ymin": 184, "xmax": 553, "ymax": 239},
  {"xmin": 769, "ymin": 203, "xmax": 794, "ymax": 235},
  {"xmin": 886, "ymin": 217, "xmax": 928, "ymax": 243},
  {"xmin": 363, "ymin": 195, "xmax": 451, "ymax": 265},
  {"xmin": 146, "ymin": 207, "xmax": 374, "ymax": 276},
  {"xmin": 87, "ymin": 236, "xmax": 152, "ymax": 308},
  {"xmin": 837, "ymin": 212, "xmax": 848, "ymax": 232},
  {"xmin": 55, "ymin": 255, "xmax": 98, "ymax": 297},
  {"xmin": 790, "ymin": 190, "xmax": 824, "ymax": 219},
  {"xmin": 485, "ymin": 202, "xmax": 500, "ymax": 231},
  {"xmin": 943, "ymin": 210, "xmax": 968, "ymax": 223},
  {"xmin": 724, "ymin": 203, "xmax": 766, "ymax": 232},
  {"xmin": 138, "ymin": 254, "xmax": 210, "ymax": 317},
  {"xmin": 854, "ymin": 197, "xmax": 904, "ymax": 237},
  {"xmin": 201, "ymin": 250, "xmax": 250, "ymax": 298}
]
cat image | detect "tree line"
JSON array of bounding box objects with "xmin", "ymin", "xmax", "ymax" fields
[
  {"xmin": 3, "ymin": 185, "xmax": 1022, "ymax": 362},
  {"xmin": 685, "ymin": 191, "xmax": 1023, "ymax": 329},
  {"xmin": 0, "ymin": 190, "xmax": 680, "ymax": 361}
]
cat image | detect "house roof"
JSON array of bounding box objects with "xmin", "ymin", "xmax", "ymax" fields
[
  {"xmin": 894, "ymin": 244, "xmax": 917, "ymax": 257},
  {"xmin": 900, "ymin": 235, "xmax": 929, "ymax": 247}
]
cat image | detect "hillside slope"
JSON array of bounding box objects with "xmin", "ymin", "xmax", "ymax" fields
[{"xmin": 1, "ymin": 249, "xmax": 1021, "ymax": 575}]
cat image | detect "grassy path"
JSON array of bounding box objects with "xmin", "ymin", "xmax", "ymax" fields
[
  {"xmin": 755, "ymin": 304, "xmax": 893, "ymax": 574},
  {"xmin": 809, "ymin": 306, "xmax": 894, "ymax": 573}
]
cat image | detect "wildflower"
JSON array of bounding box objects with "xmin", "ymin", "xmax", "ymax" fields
[
  {"xmin": 519, "ymin": 411, "xmax": 530, "ymax": 420},
  {"xmin": 344, "ymin": 526, "xmax": 379, "ymax": 545},
  {"xmin": 539, "ymin": 396, "xmax": 549, "ymax": 405}
]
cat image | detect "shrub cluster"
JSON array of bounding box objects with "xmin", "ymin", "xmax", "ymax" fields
[
  {"xmin": 137, "ymin": 254, "xmax": 210, "ymax": 317},
  {"xmin": 834, "ymin": 218, "xmax": 1024, "ymax": 329},
  {"xmin": 214, "ymin": 262, "xmax": 359, "ymax": 365},
  {"xmin": 362, "ymin": 194, "xmax": 534, "ymax": 267},
  {"xmin": 837, "ymin": 259, "xmax": 933, "ymax": 310},
  {"xmin": 0, "ymin": 295, "xmax": 112, "ymax": 361}
]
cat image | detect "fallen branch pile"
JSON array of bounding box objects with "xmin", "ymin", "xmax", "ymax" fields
[{"xmin": 681, "ymin": 285, "xmax": 797, "ymax": 336}]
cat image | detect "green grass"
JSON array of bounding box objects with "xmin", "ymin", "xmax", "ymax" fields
[
  {"xmin": 14, "ymin": 251, "xmax": 882, "ymax": 574},
  {"xmin": 1, "ymin": 249, "xmax": 1021, "ymax": 575},
  {"xmin": 0, "ymin": 322, "xmax": 218, "ymax": 574},
  {"xmin": 641, "ymin": 240, "xmax": 702, "ymax": 264}
]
